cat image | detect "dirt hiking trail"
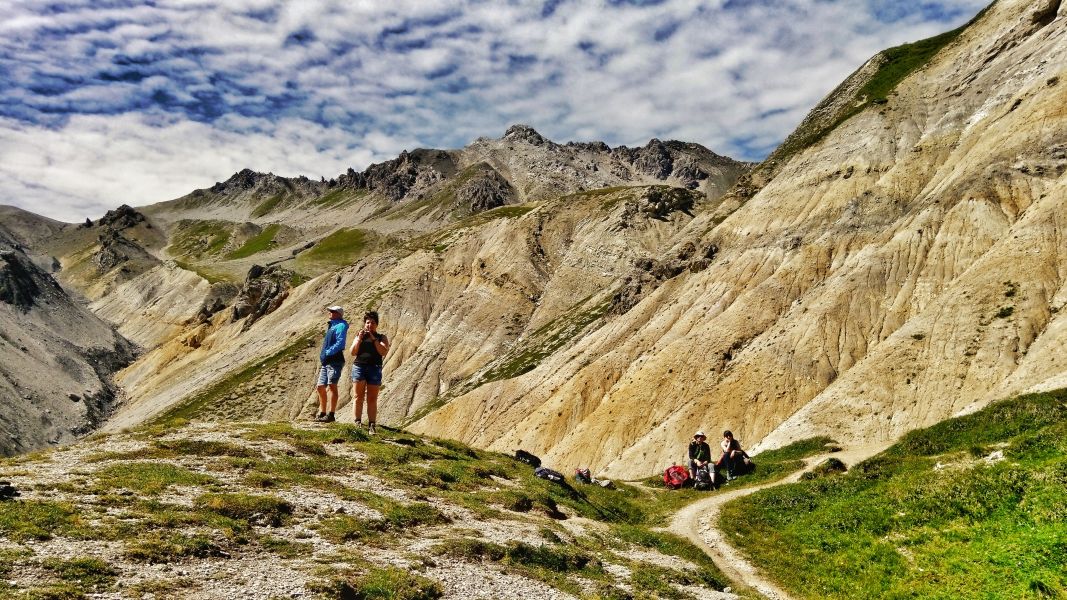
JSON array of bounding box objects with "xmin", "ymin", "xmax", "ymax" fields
[{"xmin": 667, "ymin": 445, "xmax": 887, "ymax": 599}]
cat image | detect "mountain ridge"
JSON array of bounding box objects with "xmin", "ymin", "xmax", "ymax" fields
[{"xmin": 0, "ymin": 0, "xmax": 1063, "ymax": 483}]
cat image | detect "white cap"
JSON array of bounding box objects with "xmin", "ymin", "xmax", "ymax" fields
[
  {"xmin": 326, "ymin": 305, "xmax": 343, "ymax": 315},
  {"xmin": 694, "ymin": 430, "xmax": 706, "ymax": 438}
]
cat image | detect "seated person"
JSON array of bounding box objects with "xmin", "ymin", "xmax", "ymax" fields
[
  {"xmin": 688, "ymin": 430, "xmax": 712, "ymax": 477},
  {"xmin": 716, "ymin": 430, "xmax": 748, "ymax": 480}
]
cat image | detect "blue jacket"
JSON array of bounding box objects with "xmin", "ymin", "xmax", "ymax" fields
[{"xmin": 320, "ymin": 318, "xmax": 349, "ymax": 364}]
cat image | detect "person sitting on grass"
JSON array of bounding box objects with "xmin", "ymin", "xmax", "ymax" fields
[
  {"xmin": 716, "ymin": 430, "xmax": 748, "ymax": 480},
  {"xmin": 689, "ymin": 430, "xmax": 712, "ymax": 478}
]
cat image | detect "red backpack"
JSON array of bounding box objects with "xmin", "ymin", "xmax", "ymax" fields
[{"xmin": 663, "ymin": 465, "xmax": 690, "ymax": 489}]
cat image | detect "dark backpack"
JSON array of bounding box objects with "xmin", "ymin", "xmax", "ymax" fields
[
  {"xmin": 740, "ymin": 455, "xmax": 755, "ymax": 475},
  {"xmin": 693, "ymin": 465, "xmax": 715, "ymax": 491},
  {"xmin": 534, "ymin": 467, "xmax": 564, "ymax": 483},
  {"xmin": 663, "ymin": 465, "xmax": 689, "ymax": 489},
  {"xmin": 574, "ymin": 468, "xmax": 592, "ymax": 484},
  {"xmin": 515, "ymin": 450, "xmax": 541, "ymax": 468}
]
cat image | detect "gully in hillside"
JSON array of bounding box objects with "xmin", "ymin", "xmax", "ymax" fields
[
  {"xmin": 315, "ymin": 305, "xmax": 349, "ymax": 423},
  {"xmin": 350, "ymin": 311, "xmax": 390, "ymax": 435}
]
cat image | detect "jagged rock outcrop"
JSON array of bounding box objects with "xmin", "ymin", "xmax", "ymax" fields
[
  {"xmin": 456, "ymin": 166, "xmax": 517, "ymax": 212},
  {"xmin": 339, "ymin": 149, "xmax": 458, "ymax": 202},
  {"xmin": 633, "ymin": 139, "xmax": 674, "ymax": 180},
  {"xmin": 232, "ymin": 265, "xmax": 293, "ymax": 330},
  {"xmin": 97, "ymin": 204, "xmax": 147, "ymax": 230},
  {"xmin": 0, "ymin": 250, "xmax": 45, "ymax": 311},
  {"xmin": 213, "ymin": 168, "xmax": 261, "ymax": 192},
  {"xmin": 194, "ymin": 281, "xmax": 240, "ymax": 325},
  {"xmin": 93, "ymin": 229, "xmax": 148, "ymax": 274},
  {"xmin": 504, "ymin": 124, "xmax": 550, "ymax": 146}
]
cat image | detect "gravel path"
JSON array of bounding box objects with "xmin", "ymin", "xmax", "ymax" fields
[{"xmin": 667, "ymin": 445, "xmax": 886, "ymax": 599}]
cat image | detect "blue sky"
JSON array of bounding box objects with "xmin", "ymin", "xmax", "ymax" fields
[{"xmin": 0, "ymin": 0, "xmax": 988, "ymax": 222}]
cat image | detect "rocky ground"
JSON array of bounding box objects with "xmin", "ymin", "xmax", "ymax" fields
[{"xmin": 0, "ymin": 420, "xmax": 734, "ymax": 599}]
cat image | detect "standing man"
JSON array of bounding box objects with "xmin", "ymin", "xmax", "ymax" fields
[
  {"xmin": 350, "ymin": 311, "xmax": 389, "ymax": 434},
  {"xmin": 316, "ymin": 305, "xmax": 349, "ymax": 423}
]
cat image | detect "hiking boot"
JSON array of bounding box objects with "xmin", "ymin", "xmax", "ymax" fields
[
  {"xmin": 314, "ymin": 412, "xmax": 326, "ymax": 421},
  {"xmin": 354, "ymin": 419, "xmax": 363, "ymax": 430},
  {"xmin": 368, "ymin": 422, "xmax": 376, "ymax": 435},
  {"xmin": 324, "ymin": 412, "xmax": 336, "ymax": 423}
]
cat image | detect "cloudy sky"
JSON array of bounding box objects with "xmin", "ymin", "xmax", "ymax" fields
[{"xmin": 1, "ymin": 0, "xmax": 988, "ymax": 222}]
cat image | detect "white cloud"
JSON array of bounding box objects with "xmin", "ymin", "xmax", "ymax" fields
[{"xmin": 0, "ymin": 0, "xmax": 991, "ymax": 222}]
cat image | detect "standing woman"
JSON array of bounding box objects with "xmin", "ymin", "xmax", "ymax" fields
[{"xmin": 350, "ymin": 311, "xmax": 389, "ymax": 434}]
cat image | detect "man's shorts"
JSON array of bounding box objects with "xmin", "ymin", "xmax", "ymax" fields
[
  {"xmin": 351, "ymin": 363, "xmax": 383, "ymax": 386},
  {"xmin": 317, "ymin": 362, "xmax": 344, "ymax": 386}
]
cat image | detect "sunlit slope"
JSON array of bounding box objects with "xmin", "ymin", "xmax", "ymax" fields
[{"xmin": 413, "ymin": 0, "xmax": 1067, "ymax": 477}]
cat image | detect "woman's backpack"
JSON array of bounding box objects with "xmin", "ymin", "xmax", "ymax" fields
[
  {"xmin": 574, "ymin": 468, "xmax": 592, "ymax": 484},
  {"xmin": 663, "ymin": 465, "xmax": 689, "ymax": 489}
]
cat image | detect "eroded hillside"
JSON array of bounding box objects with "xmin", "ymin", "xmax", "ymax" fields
[
  {"xmin": 0, "ymin": 209, "xmax": 135, "ymax": 455},
  {"xmin": 2, "ymin": 0, "xmax": 1063, "ymax": 482},
  {"xmin": 412, "ymin": 0, "xmax": 1067, "ymax": 476}
]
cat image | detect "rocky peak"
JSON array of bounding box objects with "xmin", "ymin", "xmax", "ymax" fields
[
  {"xmin": 97, "ymin": 204, "xmax": 147, "ymax": 231},
  {"xmin": 503, "ymin": 124, "xmax": 549, "ymax": 146},
  {"xmin": 634, "ymin": 139, "xmax": 674, "ymax": 180},
  {"xmin": 223, "ymin": 168, "xmax": 262, "ymax": 190},
  {"xmin": 565, "ymin": 140, "xmax": 612, "ymax": 153},
  {"xmin": 338, "ymin": 149, "xmax": 456, "ymax": 202}
]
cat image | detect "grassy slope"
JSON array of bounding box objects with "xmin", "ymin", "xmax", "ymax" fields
[
  {"xmin": 0, "ymin": 421, "xmax": 740, "ymax": 599},
  {"xmin": 295, "ymin": 228, "xmax": 373, "ymax": 270},
  {"xmin": 225, "ymin": 224, "xmax": 281, "ymax": 260},
  {"xmin": 720, "ymin": 389, "xmax": 1067, "ymax": 599}
]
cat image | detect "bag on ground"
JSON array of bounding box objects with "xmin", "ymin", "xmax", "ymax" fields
[
  {"xmin": 535, "ymin": 466, "xmax": 565, "ymax": 483},
  {"xmin": 693, "ymin": 465, "xmax": 714, "ymax": 491},
  {"xmin": 663, "ymin": 465, "xmax": 689, "ymax": 489},
  {"xmin": 741, "ymin": 455, "xmax": 755, "ymax": 474},
  {"xmin": 515, "ymin": 449, "xmax": 542, "ymax": 468},
  {"xmin": 574, "ymin": 468, "xmax": 592, "ymax": 484}
]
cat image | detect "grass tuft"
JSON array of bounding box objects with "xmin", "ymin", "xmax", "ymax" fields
[
  {"xmin": 309, "ymin": 566, "xmax": 442, "ymax": 600},
  {"xmin": 194, "ymin": 493, "xmax": 293, "ymax": 526},
  {"xmin": 43, "ymin": 557, "xmax": 118, "ymax": 589},
  {"xmin": 93, "ymin": 462, "xmax": 216, "ymax": 495},
  {"xmin": 0, "ymin": 500, "xmax": 91, "ymax": 541},
  {"xmin": 124, "ymin": 533, "xmax": 224, "ymax": 563}
]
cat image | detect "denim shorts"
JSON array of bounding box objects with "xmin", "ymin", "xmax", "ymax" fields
[
  {"xmin": 317, "ymin": 362, "xmax": 343, "ymax": 386},
  {"xmin": 351, "ymin": 363, "xmax": 383, "ymax": 386}
]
